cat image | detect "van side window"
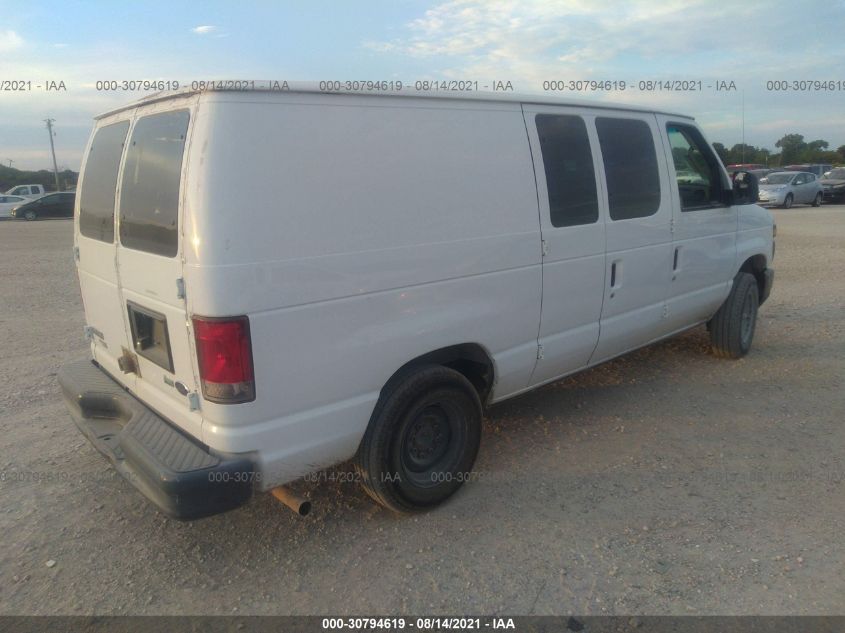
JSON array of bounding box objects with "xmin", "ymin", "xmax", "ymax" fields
[
  {"xmin": 79, "ymin": 121, "xmax": 130, "ymax": 242},
  {"xmin": 535, "ymin": 114, "xmax": 599, "ymax": 227},
  {"xmin": 666, "ymin": 124, "xmax": 726, "ymax": 211},
  {"xmin": 595, "ymin": 118, "xmax": 661, "ymax": 220},
  {"xmin": 119, "ymin": 111, "xmax": 190, "ymax": 257}
]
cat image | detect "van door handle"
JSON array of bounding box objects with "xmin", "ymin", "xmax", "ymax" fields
[
  {"xmin": 673, "ymin": 247, "xmax": 680, "ymax": 271},
  {"xmin": 610, "ymin": 261, "xmax": 621, "ymax": 295}
]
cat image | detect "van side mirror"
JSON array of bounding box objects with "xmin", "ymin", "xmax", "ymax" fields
[{"xmin": 731, "ymin": 170, "xmax": 759, "ymax": 205}]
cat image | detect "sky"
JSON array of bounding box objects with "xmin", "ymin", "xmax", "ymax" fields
[{"xmin": 1, "ymin": 0, "xmax": 844, "ymax": 170}]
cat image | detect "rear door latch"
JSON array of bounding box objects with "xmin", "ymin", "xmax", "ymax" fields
[{"xmin": 117, "ymin": 347, "xmax": 140, "ymax": 376}]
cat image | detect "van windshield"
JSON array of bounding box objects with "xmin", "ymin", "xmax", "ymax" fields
[{"xmin": 119, "ymin": 110, "xmax": 190, "ymax": 257}]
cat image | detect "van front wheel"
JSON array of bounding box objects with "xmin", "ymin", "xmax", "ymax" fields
[
  {"xmin": 709, "ymin": 272, "xmax": 759, "ymax": 359},
  {"xmin": 354, "ymin": 365, "xmax": 482, "ymax": 513}
]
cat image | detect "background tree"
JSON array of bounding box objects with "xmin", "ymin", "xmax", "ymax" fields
[
  {"xmin": 775, "ymin": 133, "xmax": 807, "ymax": 165},
  {"xmin": 806, "ymin": 139, "xmax": 829, "ymax": 153},
  {"xmin": 0, "ymin": 164, "xmax": 78, "ymax": 192}
]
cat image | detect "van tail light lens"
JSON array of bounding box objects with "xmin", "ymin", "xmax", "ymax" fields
[{"xmin": 192, "ymin": 316, "xmax": 255, "ymax": 404}]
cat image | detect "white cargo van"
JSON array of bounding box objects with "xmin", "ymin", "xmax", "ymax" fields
[{"xmin": 60, "ymin": 86, "xmax": 775, "ymax": 519}]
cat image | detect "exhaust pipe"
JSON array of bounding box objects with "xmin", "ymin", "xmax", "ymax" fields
[{"xmin": 271, "ymin": 486, "xmax": 311, "ymax": 516}]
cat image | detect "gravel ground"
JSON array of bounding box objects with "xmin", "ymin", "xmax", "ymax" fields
[{"xmin": 0, "ymin": 208, "xmax": 843, "ymax": 616}]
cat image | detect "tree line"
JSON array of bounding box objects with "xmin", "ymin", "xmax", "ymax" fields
[
  {"xmin": 0, "ymin": 164, "xmax": 78, "ymax": 193},
  {"xmin": 713, "ymin": 134, "xmax": 845, "ymax": 167}
]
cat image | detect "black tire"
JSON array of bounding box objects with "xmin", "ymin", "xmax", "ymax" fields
[
  {"xmin": 709, "ymin": 272, "xmax": 759, "ymax": 359},
  {"xmin": 24, "ymin": 209, "xmax": 37, "ymax": 221},
  {"xmin": 782, "ymin": 193, "xmax": 793, "ymax": 209},
  {"xmin": 354, "ymin": 365, "xmax": 482, "ymax": 513},
  {"xmin": 812, "ymin": 192, "xmax": 822, "ymax": 207}
]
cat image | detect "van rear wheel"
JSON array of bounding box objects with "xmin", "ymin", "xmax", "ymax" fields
[
  {"xmin": 354, "ymin": 365, "xmax": 482, "ymax": 513},
  {"xmin": 709, "ymin": 272, "xmax": 759, "ymax": 359}
]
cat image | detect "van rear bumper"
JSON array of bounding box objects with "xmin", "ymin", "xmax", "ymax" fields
[{"xmin": 58, "ymin": 359, "xmax": 254, "ymax": 520}]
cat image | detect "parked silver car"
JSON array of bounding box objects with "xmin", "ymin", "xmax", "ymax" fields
[{"xmin": 758, "ymin": 171, "xmax": 823, "ymax": 208}]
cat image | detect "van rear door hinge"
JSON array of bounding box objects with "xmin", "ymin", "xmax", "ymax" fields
[
  {"xmin": 536, "ymin": 344, "xmax": 544, "ymax": 360},
  {"xmin": 176, "ymin": 278, "xmax": 186, "ymax": 300},
  {"xmin": 670, "ymin": 217, "xmax": 675, "ymax": 234},
  {"xmin": 73, "ymin": 246, "xmax": 80, "ymax": 262},
  {"xmin": 83, "ymin": 325, "xmax": 103, "ymax": 342},
  {"xmin": 541, "ymin": 239, "xmax": 548, "ymax": 257}
]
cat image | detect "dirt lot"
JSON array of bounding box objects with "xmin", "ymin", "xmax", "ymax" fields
[{"xmin": 0, "ymin": 208, "xmax": 843, "ymax": 616}]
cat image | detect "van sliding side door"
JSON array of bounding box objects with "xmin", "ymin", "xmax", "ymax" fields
[
  {"xmin": 522, "ymin": 105, "xmax": 607, "ymax": 387},
  {"xmin": 588, "ymin": 113, "xmax": 675, "ymax": 363}
]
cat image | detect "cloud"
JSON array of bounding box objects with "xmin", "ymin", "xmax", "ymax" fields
[
  {"xmin": 359, "ymin": 0, "xmax": 845, "ymax": 148},
  {"xmin": 0, "ymin": 29, "xmax": 24, "ymax": 52},
  {"xmin": 361, "ymin": 0, "xmax": 836, "ymax": 83},
  {"xmin": 361, "ymin": 0, "xmax": 762, "ymax": 93},
  {"xmin": 191, "ymin": 24, "xmax": 228, "ymax": 38}
]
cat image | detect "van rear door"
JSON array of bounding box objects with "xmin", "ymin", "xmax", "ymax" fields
[
  {"xmin": 114, "ymin": 104, "xmax": 201, "ymax": 429},
  {"xmin": 76, "ymin": 96, "xmax": 202, "ymax": 437},
  {"xmin": 76, "ymin": 115, "xmax": 136, "ymax": 390}
]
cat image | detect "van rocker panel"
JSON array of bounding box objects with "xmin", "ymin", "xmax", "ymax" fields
[{"xmin": 58, "ymin": 359, "xmax": 254, "ymax": 519}]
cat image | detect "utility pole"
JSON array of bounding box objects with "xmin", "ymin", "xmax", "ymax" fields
[
  {"xmin": 6, "ymin": 159, "xmax": 12, "ymax": 168},
  {"xmin": 740, "ymin": 90, "xmax": 746, "ymax": 165},
  {"xmin": 44, "ymin": 118, "xmax": 61, "ymax": 191}
]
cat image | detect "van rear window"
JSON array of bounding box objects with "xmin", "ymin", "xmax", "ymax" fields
[
  {"xmin": 595, "ymin": 117, "xmax": 661, "ymax": 220},
  {"xmin": 119, "ymin": 111, "xmax": 190, "ymax": 257},
  {"xmin": 79, "ymin": 121, "xmax": 129, "ymax": 242}
]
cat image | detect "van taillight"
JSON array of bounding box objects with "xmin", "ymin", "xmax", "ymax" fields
[{"xmin": 192, "ymin": 316, "xmax": 255, "ymax": 404}]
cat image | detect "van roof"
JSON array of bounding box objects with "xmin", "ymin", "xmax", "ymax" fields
[{"xmin": 94, "ymin": 81, "xmax": 695, "ymax": 120}]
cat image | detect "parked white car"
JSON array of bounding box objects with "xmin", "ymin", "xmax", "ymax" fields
[
  {"xmin": 59, "ymin": 86, "xmax": 775, "ymax": 519},
  {"xmin": 758, "ymin": 171, "xmax": 824, "ymax": 208},
  {"xmin": 4, "ymin": 184, "xmax": 45, "ymax": 198},
  {"xmin": 0, "ymin": 195, "xmax": 28, "ymax": 216}
]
